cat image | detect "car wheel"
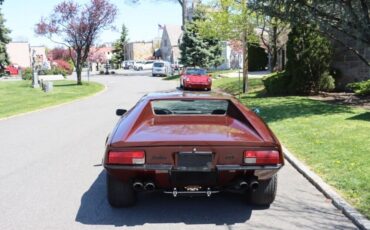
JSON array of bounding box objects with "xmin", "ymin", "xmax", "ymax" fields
[
  {"xmin": 247, "ymin": 174, "xmax": 277, "ymax": 206},
  {"xmin": 139, "ymin": 67, "xmax": 143, "ymax": 71},
  {"xmin": 107, "ymin": 173, "xmax": 136, "ymax": 207}
]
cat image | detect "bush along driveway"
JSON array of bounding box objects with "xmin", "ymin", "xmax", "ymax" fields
[
  {"xmin": 214, "ymin": 77, "xmax": 370, "ymax": 219},
  {"xmin": 0, "ymin": 80, "xmax": 104, "ymax": 119}
]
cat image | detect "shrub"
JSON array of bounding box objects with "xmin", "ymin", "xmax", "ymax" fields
[
  {"xmin": 347, "ymin": 80, "xmax": 370, "ymax": 96},
  {"xmin": 110, "ymin": 71, "xmax": 116, "ymax": 74},
  {"xmin": 263, "ymin": 71, "xmax": 292, "ymax": 96},
  {"xmin": 21, "ymin": 67, "xmax": 33, "ymax": 80},
  {"xmin": 285, "ymin": 24, "xmax": 333, "ymax": 95},
  {"xmin": 99, "ymin": 70, "xmax": 105, "ymax": 75},
  {"xmin": 248, "ymin": 43, "xmax": 268, "ymax": 71},
  {"xmin": 318, "ymin": 72, "xmax": 335, "ymax": 91},
  {"xmin": 53, "ymin": 59, "xmax": 73, "ymax": 75},
  {"xmin": 38, "ymin": 67, "xmax": 68, "ymax": 77}
]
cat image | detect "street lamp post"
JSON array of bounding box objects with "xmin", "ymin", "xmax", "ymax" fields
[{"xmin": 31, "ymin": 49, "xmax": 39, "ymax": 88}]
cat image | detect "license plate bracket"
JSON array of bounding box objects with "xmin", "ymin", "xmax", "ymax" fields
[{"xmin": 175, "ymin": 152, "xmax": 213, "ymax": 171}]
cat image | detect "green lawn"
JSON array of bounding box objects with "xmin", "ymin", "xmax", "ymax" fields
[
  {"xmin": 0, "ymin": 80, "xmax": 104, "ymax": 119},
  {"xmin": 214, "ymin": 77, "xmax": 370, "ymax": 218}
]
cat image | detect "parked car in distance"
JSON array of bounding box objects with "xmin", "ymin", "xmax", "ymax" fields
[
  {"xmin": 134, "ymin": 60, "xmax": 154, "ymax": 71},
  {"xmin": 122, "ymin": 60, "xmax": 135, "ymax": 69},
  {"xmin": 5, "ymin": 65, "xmax": 19, "ymax": 75},
  {"xmin": 152, "ymin": 61, "xmax": 172, "ymax": 77},
  {"xmin": 104, "ymin": 91, "xmax": 284, "ymax": 207},
  {"xmin": 171, "ymin": 61, "xmax": 183, "ymax": 71},
  {"xmin": 180, "ymin": 67, "xmax": 212, "ymax": 91}
]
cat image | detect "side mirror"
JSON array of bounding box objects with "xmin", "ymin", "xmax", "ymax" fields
[
  {"xmin": 252, "ymin": 108, "xmax": 260, "ymax": 114},
  {"xmin": 116, "ymin": 109, "xmax": 127, "ymax": 116}
]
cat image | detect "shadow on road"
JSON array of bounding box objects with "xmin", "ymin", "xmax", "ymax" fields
[{"xmin": 75, "ymin": 171, "xmax": 262, "ymax": 227}]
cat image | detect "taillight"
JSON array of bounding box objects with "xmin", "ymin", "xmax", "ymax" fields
[
  {"xmin": 244, "ymin": 150, "xmax": 280, "ymax": 165},
  {"xmin": 108, "ymin": 151, "xmax": 145, "ymax": 165}
]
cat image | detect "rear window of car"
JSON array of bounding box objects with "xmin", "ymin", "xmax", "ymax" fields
[
  {"xmin": 153, "ymin": 63, "xmax": 164, "ymax": 67},
  {"xmin": 151, "ymin": 99, "xmax": 229, "ymax": 115},
  {"xmin": 185, "ymin": 68, "xmax": 207, "ymax": 75}
]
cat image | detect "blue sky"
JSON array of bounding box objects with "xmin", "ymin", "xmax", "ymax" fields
[{"xmin": 2, "ymin": 0, "xmax": 181, "ymax": 47}]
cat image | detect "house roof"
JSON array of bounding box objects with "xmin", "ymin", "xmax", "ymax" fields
[{"xmin": 165, "ymin": 25, "xmax": 182, "ymax": 47}]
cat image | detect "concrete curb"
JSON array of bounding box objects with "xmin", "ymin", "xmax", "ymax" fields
[
  {"xmin": 0, "ymin": 83, "xmax": 107, "ymax": 122},
  {"xmin": 283, "ymin": 146, "xmax": 370, "ymax": 230}
]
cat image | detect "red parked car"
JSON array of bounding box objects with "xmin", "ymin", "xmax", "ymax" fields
[
  {"xmin": 103, "ymin": 91, "xmax": 284, "ymax": 207},
  {"xmin": 5, "ymin": 65, "xmax": 19, "ymax": 75},
  {"xmin": 180, "ymin": 67, "xmax": 212, "ymax": 91}
]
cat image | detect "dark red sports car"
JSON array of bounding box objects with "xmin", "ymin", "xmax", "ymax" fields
[
  {"xmin": 180, "ymin": 67, "xmax": 212, "ymax": 91},
  {"xmin": 103, "ymin": 91, "xmax": 284, "ymax": 207}
]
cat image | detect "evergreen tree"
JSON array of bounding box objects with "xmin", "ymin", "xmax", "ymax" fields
[
  {"xmin": 180, "ymin": 9, "xmax": 223, "ymax": 68},
  {"xmin": 111, "ymin": 24, "xmax": 128, "ymax": 68},
  {"xmin": 286, "ymin": 25, "xmax": 333, "ymax": 94},
  {"xmin": 0, "ymin": 8, "xmax": 10, "ymax": 70}
]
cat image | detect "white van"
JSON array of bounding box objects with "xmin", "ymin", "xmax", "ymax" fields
[
  {"xmin": 152, "ymin": 61, "xmax": 172, "ymax": 77},
  {"xmin": 134, "ymin": 60, "xmax": 154, "ymax": 71}
]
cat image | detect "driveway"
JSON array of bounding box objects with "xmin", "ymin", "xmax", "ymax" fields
[{"xmin": 0, "ymin": 74, "xmax": 357, "ymax": 229}]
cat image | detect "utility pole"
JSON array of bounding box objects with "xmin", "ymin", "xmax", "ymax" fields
[
  {"xmin": 181, "ymin": 0, "xmax": 188, "ymax": 30},
  {"xmin": 241, "ymin": 0, "xmax": 249, "ymax": 93}
]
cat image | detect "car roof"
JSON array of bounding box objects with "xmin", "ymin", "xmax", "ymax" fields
[{"xmin": 143, "ymin": 90, "xmax": 234, "ymax": 100}]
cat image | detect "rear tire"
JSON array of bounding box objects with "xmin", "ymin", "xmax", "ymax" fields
[
  {"xmin": 107, "ymin": 173, "xmax": 136, "ymax": 207},
  {"xmin": 247, "ymin": 174, "xmax": 277, "ymax": 206}
]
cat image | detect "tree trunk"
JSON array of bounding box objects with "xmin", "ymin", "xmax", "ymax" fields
[
  {"xmin": 242, "ymin": 30, "xmax": 249, "ymax": 93},
  {"xmin": 76, "ymin": 60, "xmax": 82, "ymax": 85},
  {"xmin": 75, "ymin": 51, "xmax": 82, "ymax": 85},
  {"xmin": 271, "ymin": 25, "xmax": 278, "ymax": 71}
]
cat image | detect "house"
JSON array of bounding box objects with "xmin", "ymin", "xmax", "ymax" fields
[
  {"xmin": 6, "ymin": 42, "xmax": 48, "ymax": 69},
  {"xmin": 160, "ymin": 25, "xmax": 182, "ymax": 63},
  {"xmin": 6, "ymin": 42, "xmax": 31, "ymax": 68},
  {"xmin": 88, "ymin": 45, "xmax": 113, "ymax": 71},
  {"xmin": 125, "ymin": 41, "xmax": 154, "ymax": 60},
  {"xmin": 331, "ymin": 38, "xmax": 370, "ymax": 87}
]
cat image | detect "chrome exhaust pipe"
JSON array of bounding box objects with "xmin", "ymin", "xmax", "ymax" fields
[
  {"xmin": 144, "ymin": 182, "xmax": 155, "ymax": 191},
  {"xmin": 133, "ymin": 181, "xmax": 143, "ymax": 191},
  {"xmin": 249, "ymin": 181, "xmax": 259, "ymax": 191},
  {"xmin": 239, "ymin": 181, "xmax": 248, "ymax": 190}
]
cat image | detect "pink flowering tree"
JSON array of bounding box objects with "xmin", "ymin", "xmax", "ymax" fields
[{"xmin": 35, "ymin": 0, "xmax": 117, "ymax": 85}]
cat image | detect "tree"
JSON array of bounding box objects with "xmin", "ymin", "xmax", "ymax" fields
[
  {"xmin": 196, "ymin": 0, "xmax": 257, "ymax": 93},
  {"xmin": 257, "ymin": 13, "xmax": 288, "ymax": 72},
  {"xmin": 180, "ymin": 8, "xmax": 223, "ymax": 68},
  {"xmin": 111, "ymin": 24, "xmax": 128, "ymax": 68},
  {"xmin": 0, "ymin": 8, "xmax": 10, "ymax": 70},
  {"xmin": 250, "ymin": 0, "xmax": 370, "ymax": 67},
  {"xmin": 48, "ymin": 47, "xmax": 73, "ymax": 62},
  {"xmin": 286, "ymin": 24, "xmax": 333, "ymax": 94},
  {"xmin": 35, "ymin": 0, "xmax": 118, "ymax": 85}
]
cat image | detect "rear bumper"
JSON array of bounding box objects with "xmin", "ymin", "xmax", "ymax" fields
[
  {"xmin": 184, "ymin": 83, "xmax": 211, "ymax": 89},
  {"xmin": 104, "ymin": 164, "xmax": 282, "ymax": 187},
  {"xmin": 105, "ymin": 164, "xmax": 282, "ymax": 171}
]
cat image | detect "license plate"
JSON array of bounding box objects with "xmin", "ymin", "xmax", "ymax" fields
[{"xmin": 176, "ymin": 152, "xmax": 213, "ymax": 171}]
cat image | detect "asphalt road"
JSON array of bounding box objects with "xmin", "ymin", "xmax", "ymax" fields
[{"xmin": 0, "ymin": 74, "xmax": 357, "ymax": 230}]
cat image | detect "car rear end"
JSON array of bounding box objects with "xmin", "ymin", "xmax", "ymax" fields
[
  {"xmin": 104, "ymin": 96, "xmax": 284, "ymax": 207},
  {"xmin": 152, "ymin": 61, "xmax": 168, "ymax": 77}
]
